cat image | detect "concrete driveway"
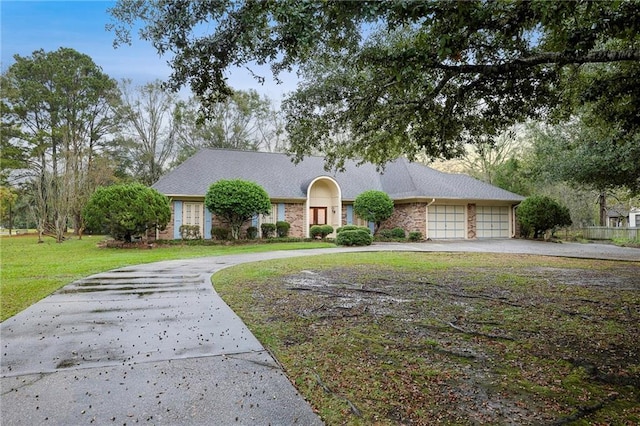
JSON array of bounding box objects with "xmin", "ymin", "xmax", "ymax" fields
[
  {"xmin": 1, "ymin": 239, "xmax": 638, "ymax": 425},
  {"xmin": 381, "ymin": 238, "xmax": 640, "ymax": 261}
]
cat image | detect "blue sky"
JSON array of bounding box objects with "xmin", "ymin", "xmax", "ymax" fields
[{"xmin": 1, "ymin": 0, "xmax": 294, "ymax": 100}]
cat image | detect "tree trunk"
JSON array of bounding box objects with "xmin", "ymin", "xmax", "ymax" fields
[
  {"xmin": 598, "ymin": 191, "xmax": 607, "ymax": 226},
  {"xmin": 8, "ymin": 203, "xmax": 13, "ymax": 236}
]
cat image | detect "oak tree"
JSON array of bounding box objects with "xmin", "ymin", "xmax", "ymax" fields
[{"xmin": 109, "ymin": 1, "xmax": 640, "ymax": 168}]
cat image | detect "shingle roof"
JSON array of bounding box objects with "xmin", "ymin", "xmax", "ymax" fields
[{"xmin": 152, "ymin": 149, "xmax": 524, "ymax": 202}]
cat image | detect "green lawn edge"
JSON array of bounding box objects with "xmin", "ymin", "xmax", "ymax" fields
[{"xmin": 0, "ymin": 234, "xmax": 334, "ymax": 321}]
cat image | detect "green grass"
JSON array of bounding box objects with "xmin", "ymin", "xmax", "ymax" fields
[
  {"xmin": 0, "ymin": 234, "xmax": 334, "ymax": 321},
  {"xmin": 612, "ymin": 237, "xmax": 640, "ymax": 248}
]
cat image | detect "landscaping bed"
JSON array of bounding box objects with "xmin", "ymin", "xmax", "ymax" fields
[{"xmin": 214, "ymin": 252, "xmax": 640, "ymax": 425}]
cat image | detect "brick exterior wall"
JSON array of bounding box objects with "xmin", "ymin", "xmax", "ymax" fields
[
  {"xmin": 161, "ymin": 198, "xmax": 514, "ymax": 241},
  {"xmin": 380, "ymin": 202, "xmax": 427, "ymax": 234},
  {"xmin": 153, "ymin": 202, "xmax": 176, "ymax": 240},
  {"xmin": 467, "ymin": 203, "xmax": 477, "ymax": 239},
  {"xmin": 285, "ymin": 202, "xmax": 306, "ymax": 238}
]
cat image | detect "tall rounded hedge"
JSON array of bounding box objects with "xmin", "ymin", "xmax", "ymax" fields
[
  {"xmin": 353, "ymin": 190, "xmax": 394, "ymax": 235},
  {"xmin": 205, "ymin": 179, "xmax": 271, "ymax": 239},
  {"xmin": 83, "ymin": 183, "xmax": 171, "ymax": 242}
]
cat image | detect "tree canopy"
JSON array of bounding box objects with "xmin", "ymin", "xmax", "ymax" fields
[
  {"xmin": 529, "ymin": 119, "xmax": 640, "ymax": 195},
  {"xmin": 117, "ymin": 79, "xmax": 178, "ymax": 186},
  {"xmin": 173, "ymin": 90, "xmax": 281, "ymax": 164},
  {"xmin": 1, "ymin": 47, "xmax": 121, "ymax": 240},
  {"xmin": 0, "ymin": 186, "xmax": 18, "ymax": 234},
  {"xmin": 109, "ymin": 0, "xmax": 640, "ymax": 169}
]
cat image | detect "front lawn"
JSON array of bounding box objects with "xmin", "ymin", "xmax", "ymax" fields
[
  {"xmin": 213, "ymin": 252, "xmax": 640, "ymax": 425},
  {"xmin": 0, "ymin": 234, "xmax": 334, "ymax": 321}
]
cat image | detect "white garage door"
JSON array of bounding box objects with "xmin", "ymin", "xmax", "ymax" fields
[
  {"xmin": 428, "ymin": 205, "xmax": 466, "ymax": 239},
  {"xmin": 477, "ymin": 206, "xmax": 510, "ymax": 238}
]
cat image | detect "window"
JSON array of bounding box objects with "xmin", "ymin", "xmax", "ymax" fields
[
  {"xmin": 310, "ymin": 207, "xmax": 327, "ymax": 225},
  {"xmin": 183, "ymin": 202, "xmax": 203, "ymax": 235},
  {"xmin": 261, "ymin": 203, "xmax": 278, "ymax": 224}
]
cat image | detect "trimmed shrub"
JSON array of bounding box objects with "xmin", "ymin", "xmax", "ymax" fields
[
  {"xmin": 337, "ymin": 225, "xmax": 362, "ymax": 233},
  {"xmin": 246, "ymin": 226, "xmax": 258, "ymax": 239},
  {"xmin": 320, "ymin": 225, "xmax": 334, "ymax": 237},
  {"xmin": 211, "ymin": 226, "xmax": 230, "ymax": 240},
  {"xmin": 276, "ymin": 221, "xmax": 291, "ymax": 237},
  {"xmin": 408, "ymin": 231, "xmax": 423, "ymax": 241},
  {"xmin": 179, "ymin": 224, "xmax": 201, "ymax": 240},
  {"xmin": 310, "ymin": 224, "xmax": 333, "ymax": 239},
  {"xmin": 391, "ymin": 227, "xmax": 406, "ymax": 239},
  {"xmin": 336, "ymin": 229, "xmax": 373, "ymax": 246},
  {"xmin": 378, "ymin": 229, "xmax": 394, "ymax": 239},
  {"xmin": 261, "ymin": 222, "xmax": 276, "ymax": 238},
  {"xmin": 310, "ymin": 225, "xmax": 324, "ymax": 239},
  {"xmin": 518, "ymin": 195, "xmax": 572, "ymax": 239},
  {"xmin": 83, "ymin": 183, "xmax": 171, "ymax": 242}
]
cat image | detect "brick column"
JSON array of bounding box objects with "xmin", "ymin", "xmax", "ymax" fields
[{"xmin": 467, "ymin": 203, "xmax": 477, "ymax": 239}]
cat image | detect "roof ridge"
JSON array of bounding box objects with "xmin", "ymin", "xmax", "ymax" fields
[
  {"xmin": 399, "ymin": 157, "xmax": 419, "ymax": 192},
  {"xmin": 152, "ymin": 148, "xmax": 205, "ymax": 188}
]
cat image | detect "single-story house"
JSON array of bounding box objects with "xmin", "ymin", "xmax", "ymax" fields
[
  {"xmin": 151, "ymin": 149, "xmax": 525, "ymax": 240},
  {"xmin": 631, "ymin": 208, "xmax": 640, "ymax": 228},
  {"xmin": 607, "ymin": 207, "xmax": 640, "ymax": 228},
  {"xmin": 606, "ymin": 208, "xmax": 628, "ymax": 227}
]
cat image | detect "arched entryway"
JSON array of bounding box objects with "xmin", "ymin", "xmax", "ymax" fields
[{"xmin": 306, "ymin": 177, "xmax": 342, "ymax": 238}]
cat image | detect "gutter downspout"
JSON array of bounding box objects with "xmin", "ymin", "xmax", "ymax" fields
[
  {"xmin": 512, "ymin": 204, "xmax": 520, "ymax": 238},
  {"xmin": 425, "ymin": 198, "xmax": 436, "ymax": 240}
]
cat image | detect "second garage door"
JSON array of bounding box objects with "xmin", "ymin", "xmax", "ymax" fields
[
  {"xmin": 428, "ymin": 205, "xmax": 466, "ymax": 239},
  {"xmin": 477, "ymin": 206, "xmax": 510, "ymax": 238}
]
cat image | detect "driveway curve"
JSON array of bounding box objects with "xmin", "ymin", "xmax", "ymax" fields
[{"xmin": 1, "ymin": 239, "xmax": 638, "ymax": 425}]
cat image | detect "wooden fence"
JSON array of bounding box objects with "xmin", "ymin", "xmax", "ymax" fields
[{"xmin": 579, "ymin": 227, "xmax": 639, "ymax": 240}]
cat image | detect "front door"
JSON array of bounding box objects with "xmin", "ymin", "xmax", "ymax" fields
[{"xmin": 309, "ymin": 206, "xmax": 327, "ymax": 226}]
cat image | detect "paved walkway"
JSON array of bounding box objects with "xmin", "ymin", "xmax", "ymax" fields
[{"xmin": 1, "ymin": 240, "xmax": 638, "ymax": 425}]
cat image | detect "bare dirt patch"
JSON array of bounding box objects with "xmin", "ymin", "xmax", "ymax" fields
[{"xmin": 217, "ymin": 254, "xmax": 640, "ymax": 425}]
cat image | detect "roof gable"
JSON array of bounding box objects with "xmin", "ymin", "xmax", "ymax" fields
[{"xmin": 152, "ymin": 149, "xmax": 525, "ymax": 202}]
